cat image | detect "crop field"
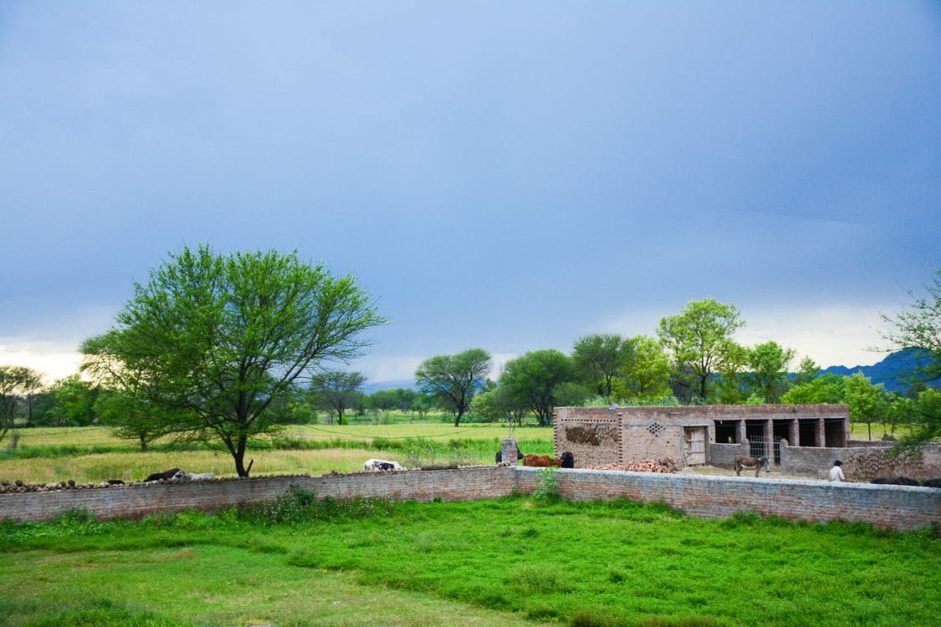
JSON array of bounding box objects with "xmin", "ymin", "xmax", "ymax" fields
[
  {"xmin": 1, "ymin": 493, "xmax": 939, "ymax": 626},
  {"xmin": 0, "ymin": 424, "xmax": 555, "ymax": 483},
  {"xmin": 0, "ymin": 420, "xmax": 913, "ymax": 484}
]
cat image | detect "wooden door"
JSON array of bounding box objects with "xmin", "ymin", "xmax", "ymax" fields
[{"xmin": 684, "ymin": 427, "xmax": 706, "ymax": 465}]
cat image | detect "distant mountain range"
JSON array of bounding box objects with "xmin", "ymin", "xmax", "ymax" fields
[
  {"xmin": 819, "ymin": 348, "xmax": 939, "ymax": 392},
  {"xmin": 360, "ymin": 379, "xmax": 418, "ymax": 394}
]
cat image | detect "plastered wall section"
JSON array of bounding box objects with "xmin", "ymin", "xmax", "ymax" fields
[
  {"xmin": 515, "ymin": 468, "xmax": 941, "ymax": 532},
  {"xmin": 782, "ymin": 444, "xmax": 941, "ymax": 480}
]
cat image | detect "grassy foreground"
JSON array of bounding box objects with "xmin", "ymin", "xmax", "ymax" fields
[{"xmin": 2, "ymin": 494, "xmax": 939, "ymax": 626}]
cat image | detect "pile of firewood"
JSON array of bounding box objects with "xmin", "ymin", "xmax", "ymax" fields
[{"xmin": 590, "ymin": 459, "xmax": 676, "ymax": 473}]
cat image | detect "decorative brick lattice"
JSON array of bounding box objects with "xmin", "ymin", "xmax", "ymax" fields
[{"xmin": 647, "ymin": 423, "xmax": 665, "ymax": 437}]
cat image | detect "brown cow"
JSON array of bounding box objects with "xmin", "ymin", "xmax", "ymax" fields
[
  {"xmin": 521, "ymin": 454, "xmax": 560, "ymax": 468},
  {"xmin": 521, "ymin": 452, "xmax": 575, "ymax": 468}
]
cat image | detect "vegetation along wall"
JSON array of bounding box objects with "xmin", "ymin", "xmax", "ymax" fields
[{"xmin": 2, "ymin": 467, "xmax": 939, "ymax": 532}]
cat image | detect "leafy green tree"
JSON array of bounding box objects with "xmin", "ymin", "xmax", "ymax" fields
[
  {"xmin": 844, "ymin": 373, "xmax": 889, "ymax": 441},
  {"xmin": 614, "ymin": 335, "xmax": 672, "ymax": 401},
  {"xmin": 794, "ymin": 357, "xmax": 820, "ymax": 386},
  {"xmin": 0, "ymin": 365, "xmax": 43, "ymax": 443},
  {"xmin": 881, "ymin": 269, "xmax": 941, "ymax": 446},
  {"xmin": 781, "ymin": 374, "xmax": 846, "ymax": 405},
  {"xmin": 500, "ymin": 349, "xmax": 579, "ymax": 426},
  {"xmin": 311, "ymin": 371, "xmax": 366, "ymax": 425},
  {"xmin": 46, "ymin": 375, "xmax": 99, "ymax": 427},
  {"xmin": 657, "ymin": 298, "xmax": 745, "ymax": 402},
  {"xmin": 81, "ymin": 245, "xmax": 384, "ymax": 477},
  {"xmin": 572, "ymin": 334, "xmax": 629, "ymax": 398},
  {"xmin": 745, "ymin": 341, "xmax": 796, "ymax": 403},
  {"xmin": 470, "ymin": 384, "xmax": 528, "ymax": 425},
  {"xmin": 415, "ymin": 349, "xmax": 492, "ymax": 426},
  {"xmin": 94, "ymin": 388, "xmax": 173, "ymax": 451},
  {"xmin": 710, "ymin": 341, "xmax": 749, "ymax": 404}
]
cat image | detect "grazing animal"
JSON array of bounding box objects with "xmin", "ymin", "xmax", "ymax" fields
[
  {"xmin": 922, "ymin": 478, "xmax": 941, "ymax": 489},
  {"xmin": 363, "ymin": 459, "xmax": 403, "ymax": 472},
  {"xmin": 184, "ymin": 472, "xmax": 215, "ymax": 481},
  {"xmin": 144, "ymin": 468, "xmax": 184, "ymax": 482},
  {"xmin": 521, "ymin": 454, "xmax": 573, "ymax": 468},
  {"xmin": 892, "ymin": 476, "xmax": 920, "ymax": 486},
  {"xmin": 733, "ymin": 456, "xmax": 770, "ymax": 477}
]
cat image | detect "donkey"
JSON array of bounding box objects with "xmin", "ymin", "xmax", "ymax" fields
[{"xmin": 733, "ymin": 455, "xmax": 770, "ymax": 477}]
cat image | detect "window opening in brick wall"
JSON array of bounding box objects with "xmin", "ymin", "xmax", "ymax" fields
[
  {"xmin": 798, "ymin": 419, "xmax": 818, "ymax": 447},
  {"xmin": 714, "ymin": 420, "xmax": 739, "ymax": 443}
]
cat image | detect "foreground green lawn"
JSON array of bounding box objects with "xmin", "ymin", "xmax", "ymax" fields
[{"xmin": 2, "ymin": 495, "xmax": 938, "ymax": 626}]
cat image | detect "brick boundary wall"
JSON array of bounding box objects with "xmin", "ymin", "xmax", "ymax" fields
[
  {"xmin": 1, "ymin": 467, "xmax": 938, "ymax": 532},
  {"xmin": 514, "ymin": 468, "xmax": 941, "ymax": 532},
  {"xmin": 0, "ymin": 467, "xmax": 514, "ymax": 523}
]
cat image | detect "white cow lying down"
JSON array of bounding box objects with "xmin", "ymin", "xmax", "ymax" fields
[{"xmin": 363, "ymin": 459, "xmax": 403, "ymax": 472}]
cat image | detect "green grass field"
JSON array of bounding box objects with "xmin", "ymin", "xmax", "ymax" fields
[
  {"xmin": 0, "ymin": 424, "xmax": 555, "ymax": 483},
  {"xmin": 2, "ymin": 494, "xmax": 939, "ymax": 626}
]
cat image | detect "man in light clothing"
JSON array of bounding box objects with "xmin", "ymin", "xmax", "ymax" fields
[{"xmin": 829, "ymin": 460, "xmax": 845, "ymax": 482}]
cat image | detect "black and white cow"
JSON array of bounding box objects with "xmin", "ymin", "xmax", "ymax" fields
[
  {"xmin": 144, "ymin": 468, "xmax": 185, "ymax": 482},
  {"xmin": 363, "ymin": 459, "xmax": 403, "ymax": 472}
]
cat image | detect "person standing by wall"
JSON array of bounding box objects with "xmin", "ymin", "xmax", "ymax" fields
[{"xmin": 829, "ymin": 460, "xmax": 845, "ymax": 482}]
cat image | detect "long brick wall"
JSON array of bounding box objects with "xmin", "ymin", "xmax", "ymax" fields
[
  {"xmin": 0, "ymin": 468, "xmax": 514, "ymax": 523},
  {"xmin": 514, "ymin": 468, "xmax": 941, "ymax": 532},
  {"xmin": 1, "ymin": 467, "xmax": 938, "ymax": 532}
]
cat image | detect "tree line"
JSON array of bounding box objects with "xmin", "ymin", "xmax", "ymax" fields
[{"xmin": 1, "ymin": 246, "xmax": 938, "ymax": 475}]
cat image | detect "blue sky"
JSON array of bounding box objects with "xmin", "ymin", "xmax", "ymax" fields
[{"xmin": 1, "ymin": 1, "xmax": 939, "ymax": 382}]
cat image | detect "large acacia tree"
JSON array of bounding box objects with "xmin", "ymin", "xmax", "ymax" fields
[
  {"xmin": 81, "ymin": 245, "xmax": 384, "ymax": 476},
  {"xmin": 415, "ymin": 349, "xmax": 491, "ymax": 426}
]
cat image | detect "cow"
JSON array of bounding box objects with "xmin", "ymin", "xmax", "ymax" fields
[
  {"xmin": 363, "ymin": 459, "xmax": 403, "ymax": 472},
  {"xmin": 144, "ymin": 468, "xmax": 185, "ymax": 482},
  {"xmin": 733, "ymin": 456, "xmax": 770, "ymax": 477},
  {"xmin": 521, "ymin": 453, "xmax": 574, "ymax": 468}
]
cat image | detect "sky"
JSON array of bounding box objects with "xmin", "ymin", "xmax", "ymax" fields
[{"xmin": 1, "ymin": 1, "xmax": 940, "ymax": 384}]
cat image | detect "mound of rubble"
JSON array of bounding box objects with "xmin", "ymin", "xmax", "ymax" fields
[{"xmin": 589, "ymin": 459, "xmax": 677, "ymax": 474}]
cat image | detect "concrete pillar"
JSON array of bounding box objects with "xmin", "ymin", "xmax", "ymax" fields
[
  {"xmin": 817, "ymin": 419, "xmax": 826, "ymax": 447},
  {"xmin": 844, "ymin": 419, "xmax": 851, "ymax": 446},
  {"xmin": 737, "ymin": 420, "xmax": 747, "ymax": 444},
  {"xmin": 500, "ymin": 439, "xmax": 520, "ymax": 463},
  {"xmin": 789, "ymin": 419, "xmax": 799, "ymax": 447},
  {"xmin": 763, "ymin": 420, "xmax": 774, "ymax": 459}
]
